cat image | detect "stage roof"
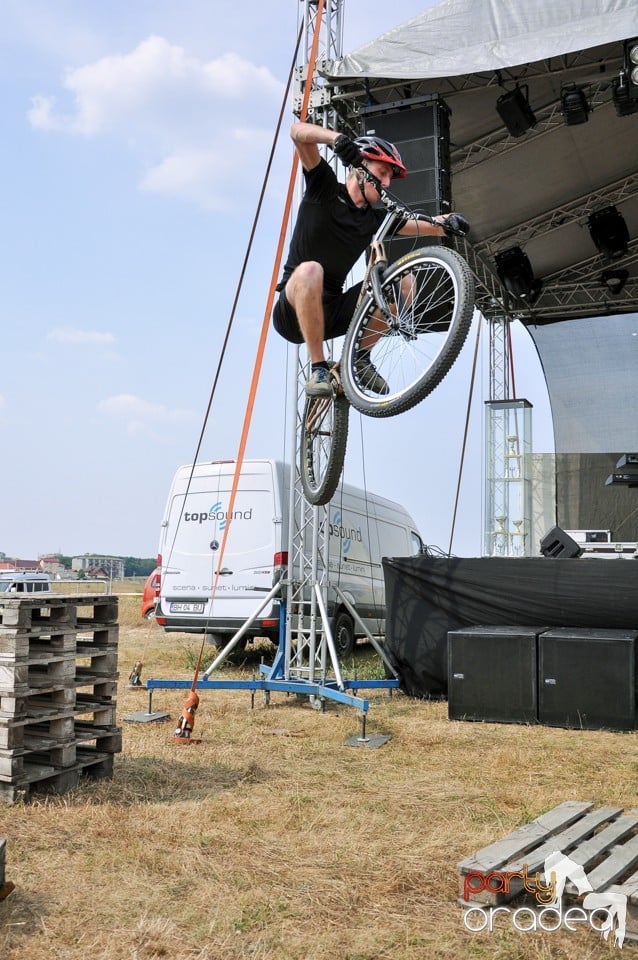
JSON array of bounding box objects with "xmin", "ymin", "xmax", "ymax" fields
[{"xmin": 322, "ymin": 0, "xmax": 638, "ymax": 326}]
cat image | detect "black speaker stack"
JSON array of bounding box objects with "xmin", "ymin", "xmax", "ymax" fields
[
  {"xmin": 358, "ymin": 95, "xmax": 452, "ymax": 260},
  {"xmin": 448, "ymin": 625, "xmax": 637, "ymax": 730}
]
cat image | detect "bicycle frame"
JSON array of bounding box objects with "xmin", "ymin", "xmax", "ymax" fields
[{"xmin": 355, "ymin": 169, "xmax": 440, "ymax": 331}]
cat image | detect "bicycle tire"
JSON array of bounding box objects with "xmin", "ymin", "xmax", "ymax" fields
[
  {"xmin": 341, "ymin": 245, "xmax": 475, "ymax": 418},
  {"xmin": 300, "ymin": 390, "xmax": 349, "ymax": 506}
]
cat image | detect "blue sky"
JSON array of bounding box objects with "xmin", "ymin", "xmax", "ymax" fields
[{"xmin": 0, "ymin": 0, "xmax": 553, "ymax": 561}]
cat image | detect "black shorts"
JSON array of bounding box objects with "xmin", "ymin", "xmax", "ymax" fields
[{"xmin": 272, "ymin": 282, "xmax": 363, "ymax": 345}]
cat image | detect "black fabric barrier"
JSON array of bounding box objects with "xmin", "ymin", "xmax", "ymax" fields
[{"xmin": 382, "ymin": 556, "xmax": 638, "ymax": 699}]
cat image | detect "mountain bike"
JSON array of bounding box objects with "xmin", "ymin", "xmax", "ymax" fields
[{"xmin": 300, "ymin": 169, "xmax": 475, "ymax": 506}]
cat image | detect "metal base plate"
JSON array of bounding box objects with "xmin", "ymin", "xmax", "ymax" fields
[
  {"xmin": 122, "ymin": 711, "xmax": 170, "ymax": 723},
  {"xmin": 344, "ymin": 733, "xmax": 392, "ymax": 748}
]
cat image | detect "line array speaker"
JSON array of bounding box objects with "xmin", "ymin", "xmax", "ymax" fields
[{"xmin": 359, "ymin": 95, "xmax": 452, "ymax": 260}]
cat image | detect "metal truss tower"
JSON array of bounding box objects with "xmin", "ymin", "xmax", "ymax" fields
[
  {"xmin": 283, "ymin": 1, "xmax": 345, "ymax": 698},
  {"xmin": 280, "ymin": 0, "xmax": 397, "ymax": 713},
  {"xmin": 144, "ymin": 0, "xmax": 398, "ymax": 730}
]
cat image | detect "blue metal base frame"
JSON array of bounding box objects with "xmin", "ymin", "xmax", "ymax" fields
[
  {"xmin": 146, "ymin": 600, "xmax": 401, "ymax": 720},
  {"xmin": 145, "ymin": 672, "xmax": 400, "ymax": 715}
]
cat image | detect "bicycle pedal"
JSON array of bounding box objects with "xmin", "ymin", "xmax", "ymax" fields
[{"xmin": 329, "ymin": 364, "xmax": 343, "ymax": 393}]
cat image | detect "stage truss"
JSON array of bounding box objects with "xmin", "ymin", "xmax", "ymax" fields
[{"xmin": 146, "ymin": 0, "xmax": 401, "ymax": 732}]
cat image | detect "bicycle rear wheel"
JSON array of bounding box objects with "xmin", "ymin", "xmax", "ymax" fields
[
  {"xmin": 341, "ymin": 246, "xmax": 474, "ymax": 417},
  {"xmin": 300, "ymin": 391, "xmax": 349, "ymax": 506}
]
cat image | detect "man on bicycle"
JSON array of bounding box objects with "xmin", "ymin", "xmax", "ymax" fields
[{"xmin": 273, "ymin": 121, "xmax": 460, "ymax": 397}]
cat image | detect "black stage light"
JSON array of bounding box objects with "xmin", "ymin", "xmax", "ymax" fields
[
  {"xmin": 495, "ymin": 246, "xmax": 542, "ymax": 302},
  {"xmin": 496, "ymin": 84, "xmax": 537, "ymax": 137},
  {"xmin": 625, "ymin": 37, "xmax": 638, "ymax": 98},
  {"xmin": 588, "ymin": 206, "xmax": 629, "ymax": 260},
  {"xmin": 612, "ymin": 74, "xmax": 638, "ymax": 116},
  {"xmin": 560, "ymin": 83, "xmax": 590, "ymax": 125},
  {"xmin": 605, "ymin": 472, "xmax": 638, "ymax": 487},
  {"xmin": 601, "ymin": 268, "xmax": 629, "ymax": 295}
]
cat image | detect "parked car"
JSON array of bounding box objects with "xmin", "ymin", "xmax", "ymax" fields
[
  {"xmin": 0, "ymin": 571, "xmax": 52, "ymax": 594},
  {"xmin": 141, "ymin": 567, "xmax": 161, "ymax": 619}
]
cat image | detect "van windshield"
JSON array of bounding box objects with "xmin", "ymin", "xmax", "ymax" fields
[{"xmin": 0, "ymin": 581, "xmax": 14, "ymax": 592}]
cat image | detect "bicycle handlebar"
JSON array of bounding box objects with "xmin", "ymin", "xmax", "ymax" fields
[{"xmin": 357, "ymin": 165, "xmax": 470, "ymax": 237}]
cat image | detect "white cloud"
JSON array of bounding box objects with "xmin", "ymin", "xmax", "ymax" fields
[
  {"xmin": 140, "ymin": 126, "xmax": 274, "ymax": 210},
  {"xmin": 98, "ymin": 392, "xmax": 193, "ymax": 435},
  {"xmin": 48, "ymin": 327, "xmax": 115, "ymax": 346},
  {"xmin": 28, "ymin": 35, "xmax": 285, "ymax": 208}
]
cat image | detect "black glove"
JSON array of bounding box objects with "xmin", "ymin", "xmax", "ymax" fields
[
  {"xmin": 333, "ymin": 134, "xmax": 363, "ymax": 169},
  {"xmin": 442, "ymin": 213, "xmax": 470, "ymax": 237}
]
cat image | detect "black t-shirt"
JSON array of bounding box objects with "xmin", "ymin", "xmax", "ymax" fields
[{"xmin": 279, "ymin": 158, "xmax": 385, "ymax": 296}]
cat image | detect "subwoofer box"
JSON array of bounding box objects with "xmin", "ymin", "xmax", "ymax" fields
[
  {"xmin": 538, "ymin": 627, "xmax": 637, "ymax": 731},
  {"xmin": 447, "ymin": 626, "xmax": 542, "ymax": 723}
]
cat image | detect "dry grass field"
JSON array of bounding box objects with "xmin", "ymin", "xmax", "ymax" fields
[{"xmin": 1, "ymin": 592, "xmax": 636, "ymax": 959}]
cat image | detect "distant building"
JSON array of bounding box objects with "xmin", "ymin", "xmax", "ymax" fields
[
  {"xmin": 38, "ymin": 556, "xmax": 69, "ymax": 577},
  {"xmin": 0, "ymin": 558, "xmax": 41, "ymax": 571},
  {"xmin": 71, "ymin": 555, "xmax": 125, "ymax": 580}
]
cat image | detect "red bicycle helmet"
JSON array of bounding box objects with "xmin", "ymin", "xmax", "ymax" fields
[{"xmin": 354, "ymin": 135, "xmax": 407, "ymax": 179}]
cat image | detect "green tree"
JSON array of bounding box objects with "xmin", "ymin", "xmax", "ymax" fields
[{"xmin": 122, "ymin": 557, "xmax": 156, "ymax": 577}]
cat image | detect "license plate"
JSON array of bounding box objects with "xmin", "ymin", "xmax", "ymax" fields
[{"xmin": 170, "ymin": 602, "xmax": 205, "ymax": 613}]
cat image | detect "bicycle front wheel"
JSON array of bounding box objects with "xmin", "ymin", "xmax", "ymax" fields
[
  {"xmin": 300, "ymin": 392, "xmax": 349, "ymax": 506},
  {"xmin": 341, "ymin": 246, "xmax": 475, "ymax": 417}
]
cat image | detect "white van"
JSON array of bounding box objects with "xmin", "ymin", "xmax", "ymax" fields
[
  {"xmin": 0, "ymin": 571, "xmax": 52, "ymax": 594},
  {"xmin": 156, "ymin": 459, "xmax": 424, "ymax": 656}
]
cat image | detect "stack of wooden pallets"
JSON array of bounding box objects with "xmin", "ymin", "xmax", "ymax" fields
[{"xmin": 0, "ymin": 594, "xmax": 121, "ymax": 804}]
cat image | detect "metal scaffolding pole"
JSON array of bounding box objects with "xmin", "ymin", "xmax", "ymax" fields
[{"xmin": 281, "ymin": 0, "xmax": 348, "ymax": 705}]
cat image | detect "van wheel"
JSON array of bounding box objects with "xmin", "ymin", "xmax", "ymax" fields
[
  {"xmin": 333, "ymin": 611, "xmax": 355, "ymax": 659},
  {"xmin": 206, "ymin": 633, "xmax": 247, "ymax": 656}
]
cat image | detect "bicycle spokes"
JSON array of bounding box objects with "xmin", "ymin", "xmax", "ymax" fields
[
  {"xmin": 341, "ymin": 247, "xmax": 475, "ymax": 418},
  {"xmin": 300, "ymin": 387, "xmax": 349, "ymax": 506}
]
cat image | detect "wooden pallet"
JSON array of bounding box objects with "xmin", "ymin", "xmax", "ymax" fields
[
  {"xmin": 0, "ymin": 714, "xmax": 76, "ymax": 751},
  {"xmin": 0, "ymin": 598, "xmax": 76, "ymax": 630},
  {"xmin": 458, "ymin": 800, "xmax": 638, "ymax": 943},
  {"xmin": 0, "ymin": 749, "xmax": 115, "ymax": 804},
  {"xmin": 0, "ymin": 627, "xmax": 79, "ymax": 659},
  {"xmin": 0, "ymin": 595, "xmax": 118, "ymax": 631},
  {"xmin": 0, "ymin": 655, "xmax": 76, "ymax": 693},
  {"xmin": 0, "ymin": 596, "xmax": 120, "ymax": 804},
  {"xmin": 0, "ymin": 837, "xmax": 14, "ymax": 899},
  {"xmin": 0, "ymin": 685, "xmax": 77, "ymax": 718}
]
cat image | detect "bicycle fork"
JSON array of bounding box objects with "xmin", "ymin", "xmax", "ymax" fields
[
  {"xmin": 367, "ymin": 240, "xmax": 417, "ymax": 343},
  {"xmin": 367, "ymin": 241, "xmax": 393, "ymax": 325}
]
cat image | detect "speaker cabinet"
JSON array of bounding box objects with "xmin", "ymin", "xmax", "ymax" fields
[
  {"xmin": 359, "ymin": 95, "xmax": 451, "ymax": 261},
  {"xmin": 538, "ymin": 628, "xmax": 637, "ymax": 730},
  {"xmin": 448, "ymin": 626, "xmax": 541, "ymax": 723},
  {"xmin": 540, "ymin": 525, "xmax": 583, "ymax": 558}
]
